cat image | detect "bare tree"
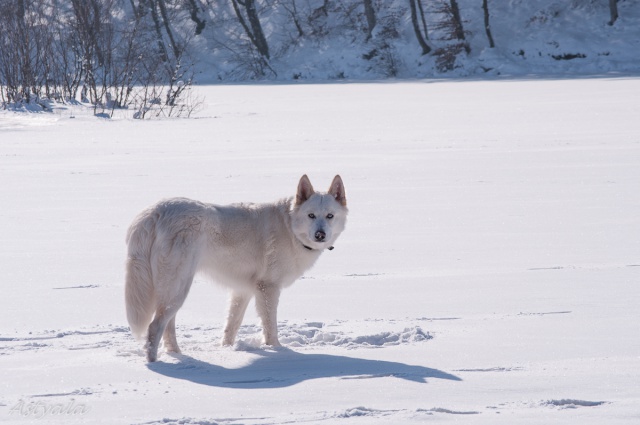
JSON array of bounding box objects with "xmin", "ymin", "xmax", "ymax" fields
[
  {"xmin": 0, "ymin": 1, "xmax": 25, "ymax": 103},
  {"xmin": 156, "ymin": 0, "xmax": 181, "ymax": 58},
  {"xmin": 363, "ymin": 0, "xmax": 376, "ymax": 41},
  {"xmin": 70, "ymin": 0, "xmax": 109, "ymax": 105},
  {"xmin": 0, "ymin": 0, "xmax": 201, "ymax": 116},
  {"xmin": 448, "ymin": 0, "xmax": 469, "ymax": 53},
  {"xmin": 608, "ymin": 0, "xmax": 618, "ymax": 25},
  {"xmin": 281, "ymin": 0, "xmax": 305, "ymax": 38},
  {"xmin": 416, "ymin": 0, "xmax": 429, "ymax": 40},
  {"xmin": 184, "ymin": 0, "xmax": 206, "ymax": 35},
  {"xmin": 482, "ymin": 0, "xmax": 495, "ymax": 48},
  {"xmin": 409, "ymin": 0, "xmax": 431, "ymax": 55},
  {"xmin": 136, "ymin": 0, "xmax": 178, "ymax": 61},
  {"xmin": 231, "ymin": 0, "xmax": 270, "ymax": 59},
  {"xmin": 0, "ymin": 0, "xmax": 56, "ymax": 105},
  {"xmin": 429, "ymin": 0, "xmax": 470, "ymax": 71}
]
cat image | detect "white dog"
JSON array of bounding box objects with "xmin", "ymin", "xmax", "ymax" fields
[{"xmin": 125, "ymin": 175, "xmax": 347, "ymax": 362}]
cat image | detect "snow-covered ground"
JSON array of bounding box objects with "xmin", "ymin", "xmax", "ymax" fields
[{"xmin": 1, "ymin": 77, "xmax": 640, "ymax": 424}]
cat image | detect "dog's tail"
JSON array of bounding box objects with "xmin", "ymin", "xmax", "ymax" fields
[{"xmin": 125, "ymin": 209, "xmax": 157, "ymax": 340}]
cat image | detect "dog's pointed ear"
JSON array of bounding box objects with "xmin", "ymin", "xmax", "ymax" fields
[
  {"xmin": 328, "ymin": 175, "xmax": 347, "ymax": 207},
  {"xmin": 296, "ymin": 174, "xmax": 315, "ymax": 206}
]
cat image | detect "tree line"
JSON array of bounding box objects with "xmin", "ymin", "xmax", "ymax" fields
[{"xmin": 0, "ymin": 0, "xmax": 628, "ymax": 114}]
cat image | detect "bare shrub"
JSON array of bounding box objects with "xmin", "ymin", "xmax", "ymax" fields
[{"xmin": 0, "ymin": 0, "xmax": 202, "ymax": 117}]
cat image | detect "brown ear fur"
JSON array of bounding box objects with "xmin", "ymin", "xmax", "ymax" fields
[{"xmin": 328, "ymin": 175, "xmax": 347, "ymax": 206}]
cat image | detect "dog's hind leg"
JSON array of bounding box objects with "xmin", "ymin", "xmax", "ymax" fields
[
  {"xmin": 146, "ymin": 273, "xmax": 195, "ymax": 362},
  {"xmin": 146, "ymin": 303, "xmax": 183, "ymax": 362},
  {"xmin": 255, "ymin": 282, "xmax": 282, "ymax": 347},
  {"xmin": 222, "ymin": 292, "xmax": 252, "ymax": 346}
]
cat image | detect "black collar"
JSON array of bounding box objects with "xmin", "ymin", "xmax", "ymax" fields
[{"xmin": 302, "ymin": 243, "xmax": 334, "ymax": 251}]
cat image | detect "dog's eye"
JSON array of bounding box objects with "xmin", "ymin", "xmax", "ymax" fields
[
  {"xmin": 326, "ymin": 214, "xmax": 334, "ymax": 219},
  {"xmin": 308, "ymin": 213, "xmax": 316, "ymax": 219}
]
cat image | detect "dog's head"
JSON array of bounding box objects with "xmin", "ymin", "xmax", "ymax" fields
[{"xmin": 291, "ymin": 174, "xmax": 348, "ymax": 251}]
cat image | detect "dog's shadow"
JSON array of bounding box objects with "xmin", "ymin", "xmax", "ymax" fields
[{"xmin": 147, "ymin": 348, "xmax": 461, "ymax": 389}]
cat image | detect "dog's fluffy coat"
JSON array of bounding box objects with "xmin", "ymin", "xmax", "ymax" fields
[{"xmin": 125, "ymin": 175, "xmax": 347, "ymax": 362}]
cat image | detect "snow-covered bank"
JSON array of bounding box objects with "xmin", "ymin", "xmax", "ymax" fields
[
  {"xmin": 1, "ymin": 77, "xmax": 639, "ymax": 424},
  {"xmin": 193, "ymin": 0, "xmax": 640, "ymax": 81}
]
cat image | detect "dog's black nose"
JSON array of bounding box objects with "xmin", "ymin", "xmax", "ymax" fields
[{"xmin": 315, "ymin": 230, "xmax": 326, "ymax": 242}]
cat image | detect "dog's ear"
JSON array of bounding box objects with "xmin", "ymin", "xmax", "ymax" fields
[
  {"xmin": 296, "ymin": 174, "xmax": 315, "ymax": 206},
  {"xmin": 328, "ymin": 175, "xmax": 347, "ymax": 207}
]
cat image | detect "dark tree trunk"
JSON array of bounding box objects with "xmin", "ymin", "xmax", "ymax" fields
[
  {"xmin": 416, "ymin": 0, "xmax": 429, "ymax": 40},
  {"xmin": 608, "ymin": 0, "xmax": 618, "ymax": 25},
  {"xmin": 482, "ymin": 0, "xmax": 494, "ymax": 48},
  {"xmin": 231, "ymin": 0, "xmax": 270, "ymax": 59},
  {"xmin": 71, "ymin": 0, "xmax": 108, "ymax": 102},
  {"xmin": 155, "ymin": 0, "xmax": 180, "ymax": 59},
  {"xmin": 16, "ymin": 0, "xmax": 33, "ymax": 102},
  {"xmin": 245, "ymin": 0, "xmax": 270, "ymax": 59},
  {"xmin": 409, "ymin": 0, "xmax": 431, "ymax": 55},
  {"xmin": 449, "ymin": 0, "xmax": 469, "ymax": 53},
  {"xmin": 144, "ymin": 0, "xmax": 169, "ymax": 61},
  {"xmin": 185, "ymin": 0, "xmax": 206, "ymax": 35},
  {"xmin": 363, "ymin": 0, "xmax": 376, "ymax": 40}
]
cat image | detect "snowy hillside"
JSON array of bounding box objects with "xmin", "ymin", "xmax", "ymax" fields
[
  {"xmin": 1, "ymin": 77, "xmax": 639, "ymax": 424},
  {"xmin": 191, "ymin": 0, "xmax": 640, "ymax": 81}
]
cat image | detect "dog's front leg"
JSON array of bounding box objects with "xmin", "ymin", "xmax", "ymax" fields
[
  {"xmin": 222, "ymin": 292, "xmax": 252, "ymax": 346},
  {"xmin": 255, "ymin": 282, "xmax": 281, "ymax": 346}
]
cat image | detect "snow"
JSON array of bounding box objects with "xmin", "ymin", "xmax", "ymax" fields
[{"xmin": 1, "ymin": 77, "xmax": 640, "ymax": 424}]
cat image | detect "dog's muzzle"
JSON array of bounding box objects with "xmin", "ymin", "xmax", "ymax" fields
[{"xmin": 314, "ymin": 230, "xmax": 326, "ymax": 242}]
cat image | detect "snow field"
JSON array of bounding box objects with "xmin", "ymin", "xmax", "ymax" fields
[{"xmin": 1, "ymin": 77, "xmax": 639, "ymax": 424}]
